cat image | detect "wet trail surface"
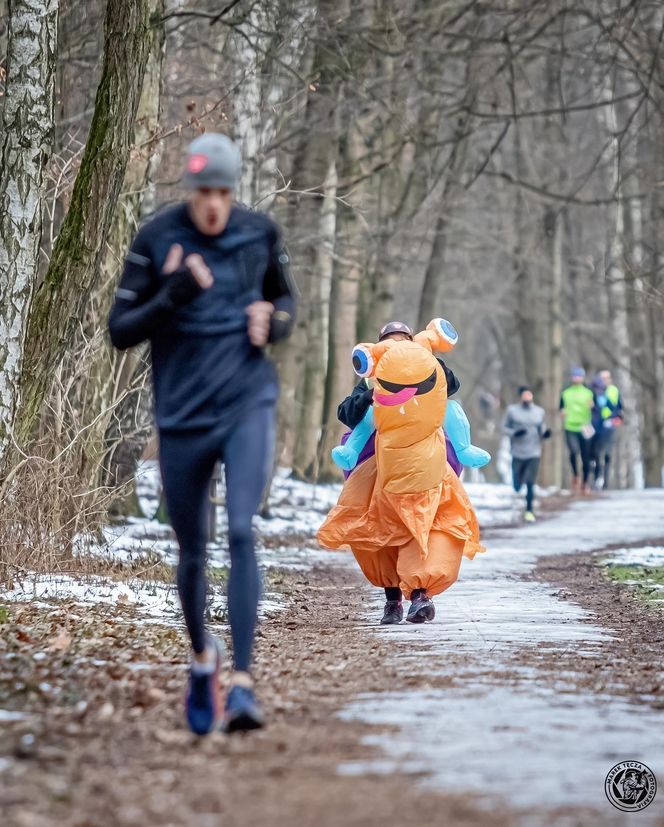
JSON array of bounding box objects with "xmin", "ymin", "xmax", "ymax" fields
[
  {"xmin": 1, "ymin": 487, "xmax": 664, "ymax": 826},
  {"xmin": 341, "ymin": 490, "xmax": 664, "ymax": 824}
]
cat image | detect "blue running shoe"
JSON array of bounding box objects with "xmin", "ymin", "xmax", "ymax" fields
[
  {"xmin": 185, "ymin": 639, "xmax": 223, "ymax": 736},
  {"xmin": 223, "ymin": 684, "xmax": 264, "ymax": 734}
]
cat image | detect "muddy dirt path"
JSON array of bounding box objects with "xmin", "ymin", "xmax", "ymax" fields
[
  {"xmin": 1, "ymin": 489, "xmax": 664, "ymax": 827},
  {"xmin": 1, "ymin": 563, "xmax": 514, "ymax": 827}
]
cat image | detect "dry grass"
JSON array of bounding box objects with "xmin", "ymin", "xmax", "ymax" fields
[
  {"xmin": 0, "ymin": 309, "xmax": 154, "ymax": 589},
  {"xmin": 0, "ymin": 438, "xmax": 135, "ymax": 587}
]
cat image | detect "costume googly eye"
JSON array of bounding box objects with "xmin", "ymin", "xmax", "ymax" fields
[
  {"xmin": 352, "ymin": 345, "xmax": 374, "ymax": 378},
  {"xmin": 432, "ymin": 318, "xmax": 458, "ymax": 345}
]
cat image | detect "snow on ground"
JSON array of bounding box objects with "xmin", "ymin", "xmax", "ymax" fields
[
  {"xmin": 339, "ymin": 489, "xmax": 664, "ymax": 820},
  {"xmin": 601, "ymin": 545, "xmax": 664, "ymax": 598},
  {"xmin": 0, "ymin": 462, "xmax": 536, "ymax": 620},
  {"xmin": 3, "ymin": 454, "xmax": 662, "ymax": 819},
  {"xmin": 81, "ymin": 462, "xmax": 528, "ymax": 574},
  {"xmin": 2, "ymin": 574, "xmax": 181, "ymax": 617},
  {"xmin": 1, "ymin": 571, "xmax": 284, "ymax": 623},
  {"xmin": 603, "ymin": 546, "xmax": 664, "ymax": 568}
]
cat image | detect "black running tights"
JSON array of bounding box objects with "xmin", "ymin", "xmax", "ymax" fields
[{"xmin": 159, "ymin": 403, "xmax": 275, "ymax": 672}]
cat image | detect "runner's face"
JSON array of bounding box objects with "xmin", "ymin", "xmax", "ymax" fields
[
  {"xmin": 189, "ymin": 187, "xmax": 233, "ymax": 235},
  {"xmin": 520, "ymin": 390, "xmax": 533, "ymax": 404},
  {"xmin": 599, "ymin": 370, "xmax": 611, "ymax": 386}
]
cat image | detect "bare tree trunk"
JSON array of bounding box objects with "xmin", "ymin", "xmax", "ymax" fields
[
  {"xmin": 639, "ymin": 108, "xmax": 664, "ymax": 487},
  {"xmin": 15, "ymin": 0, "xmax": 155, "ymax": 446},
  {"xmin": 0, "ymin": 0, "xmax": 59, "ymax": 470},
  {"xmin": 416, "ymin": 130, "xmax": 473, "ymax": 331},
  {"xmin": 317, "ymin": 135, "xmax": 364, "ymax": 481},
  {"xmin": 542, "ymin": 207, "xmax": 564, "ymax": 487},
  {"xmin": 603, "ymin": 83, "xmax": 643, "ymax": 488},
  {"xmin": 76, "ymin": 0, "xmax": 166, "ymax": 504},
  {"xmin": 291, "ymin": 153, "xmax": 338, "ymax": 479}
]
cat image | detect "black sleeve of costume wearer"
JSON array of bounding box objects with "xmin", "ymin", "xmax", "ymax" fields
[
  {"xmin": 338, "ymin": 382, "xmax": 373, "ymax": 428},
  {"xmin": 263, "ymin": 226, "xmax": 298, "ymax": 344},
  {"xmin": 108, "ymin": 236, "xmax": 202, "ymax": 350},
  {"xmin": 437, "ymin": 358, "xmax": 461, "ymax": 397}
]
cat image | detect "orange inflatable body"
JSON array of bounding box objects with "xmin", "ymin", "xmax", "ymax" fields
[{"xmin": 317, "ymin": 319, "xmax": 484, "ymax": 599}]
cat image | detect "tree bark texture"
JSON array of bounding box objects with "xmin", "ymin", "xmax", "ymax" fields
[
  {"xmin": 15, "ymin": 0, "xmax": 154, "ymax": 446},
  {"xmin": 0, "ymin": 0, "xmax": 59, "ymax": 470}
]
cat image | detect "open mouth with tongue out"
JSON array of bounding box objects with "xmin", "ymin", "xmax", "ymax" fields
[{"xmin": 374, "ymin": 368, "xmax": 437, "ymax": 407}]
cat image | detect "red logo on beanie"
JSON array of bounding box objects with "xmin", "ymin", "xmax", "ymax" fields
[{"xmin": 188, "ymin": 154, "xmax": 209, "ymax": 174}]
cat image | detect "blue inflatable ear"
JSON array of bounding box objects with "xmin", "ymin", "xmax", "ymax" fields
[
  {"xmin": 352, "ymin": 345, "xmax": 374, "ymax": 378},
  {"xmin": 445, "ymin": 400, "xmax": 491, "ymax": 468},
  {"xmin": 431, "ymin": 318, "xmax": 459, "ymax": 346},
  {"xmin": 331, "ymin": 406, "xmax": 375, "ymax": 471}
]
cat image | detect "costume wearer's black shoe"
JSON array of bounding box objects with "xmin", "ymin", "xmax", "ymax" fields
[
  {"xmin": 380, "ymin": 600, "xmax": 403, "ymax": 625},
  {"xmin": 407, "ymin": 593, "xmax": 436, "ymax": 623}
]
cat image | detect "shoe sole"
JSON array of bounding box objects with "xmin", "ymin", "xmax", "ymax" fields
[
  {"xmin": 406, "ymin": 606, "xmax": 436, "ymax": 624},
  {"xmin": 224, "ymin": 711, "xmax": 264, "ymax": 734}
]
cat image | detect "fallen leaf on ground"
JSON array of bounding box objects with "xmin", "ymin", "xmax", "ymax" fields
[{"xmin": 47, "ymin": 628, "xmax": 71, "ymax": 652}]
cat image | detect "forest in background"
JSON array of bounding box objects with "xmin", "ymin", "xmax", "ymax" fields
[{"xmin": 1, "ymin": 0, "xmax": 663, "ymax": 571}]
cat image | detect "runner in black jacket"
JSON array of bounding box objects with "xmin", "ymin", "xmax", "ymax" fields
[{"xmin": 109, "ymin": 134, "xmax": 296, "ymax": 735}]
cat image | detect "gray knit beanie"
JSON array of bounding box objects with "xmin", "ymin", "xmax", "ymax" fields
[{"xmin": 182, "ymin": 133, "xmax": 242, "ymax": 190}]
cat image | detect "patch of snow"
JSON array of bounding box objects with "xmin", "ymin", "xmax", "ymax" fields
[
  {"xmin": 0, "ymin": 573, "xmax": 284, "ymax": 624},
  {"xmin": 85, "ymin": 464, "xmax": 531, "ymax": 574},
  {"xmin": 603, "ymin": 546, "xmax": 664, "ymax": 568},
  {"xmin": 0, "ymin": 710, "xmax": 27, "ymax": 722}
]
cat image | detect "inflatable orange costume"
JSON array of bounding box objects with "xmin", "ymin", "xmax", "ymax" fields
[{"xmin": 317, "ymin": 319, "xmax": 484, "ymax": 600}]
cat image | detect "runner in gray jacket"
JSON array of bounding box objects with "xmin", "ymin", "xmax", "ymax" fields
[{"xmin": 503, "ymin": 386, "xmax": 551, "ymax": 521}]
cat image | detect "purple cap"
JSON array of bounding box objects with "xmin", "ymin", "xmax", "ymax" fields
[
  {"xmin": 378, "ymin": 321, "xmax": 413, "ymax": 341},
  {"xmin": 571, "ymin": 366, "xmax": 586, "ymax": 378}
]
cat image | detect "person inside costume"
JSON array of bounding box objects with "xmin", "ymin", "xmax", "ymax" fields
[
  {"xmin": 335, "ymin": 321, "xmax": 489, "ymax": 479},
  {"xmin": 318, "ymin": 319, "xmax": 486, "ymax": 625}
]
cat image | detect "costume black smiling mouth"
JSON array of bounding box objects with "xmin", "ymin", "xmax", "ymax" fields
[{"xmin": 375, "ymin": 368, "xmax": 437, "ymax": 396}]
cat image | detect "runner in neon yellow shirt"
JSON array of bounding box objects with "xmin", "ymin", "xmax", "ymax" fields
[{"xmin": 560, "ymin": 367, "xmax": 594, "ymax": 493}]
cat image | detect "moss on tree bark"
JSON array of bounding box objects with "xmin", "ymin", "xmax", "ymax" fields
[{"xmin": 16, "ymin": 0, "xmax": 155, "ymax": 446}]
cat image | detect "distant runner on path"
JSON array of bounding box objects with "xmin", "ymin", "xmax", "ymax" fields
[
  {"xmin": 590, "ymin": 370, "xmax": 623, "ymax": 489},
  {"xmin": 109, "ymin": 134, "xmax": 296, "ymax": 735},
  {"xmin": 560, "ymin": 367, "xmax": 594, "ymax": 494},
  {"xmin": 503, "ymin": 385, "xmax": 551, "ymax": 522}
]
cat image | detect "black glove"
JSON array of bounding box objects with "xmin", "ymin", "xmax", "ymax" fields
[
  {"xmin": 164, "ymin": 265, "xmax": 204, "ymax": 307},
  {"xmin": 362, "ymin": 388, "xmax": 374, "ymax": 404},
  {"xmin": 542, "ymin": 428, "xmax": 552, "ymax": 440},
  {"xmin": 513, "ymin": 428, "xmax": 527, "ymax": 438}
]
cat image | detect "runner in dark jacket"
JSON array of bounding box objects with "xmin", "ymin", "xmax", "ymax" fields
[
  {"xmin": 590, "ymin": 372, "xmax": 622, "ymax": 489},
  {"xmin": 503, "ymin": 386, "xmax": 551, "ymax": 521},
  {"xmin": 109, "ymin": 133, "xmax": 296, "ymax": 735}
]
